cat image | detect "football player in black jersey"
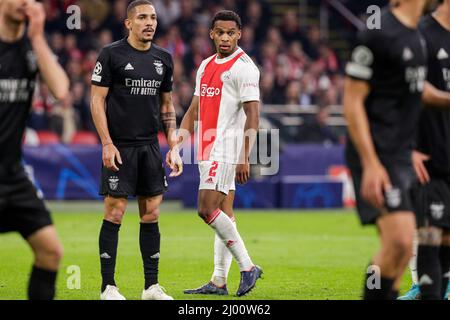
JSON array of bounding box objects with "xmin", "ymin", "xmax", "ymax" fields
[
  {"xmin": 344, "ymin": 0, "xmax": 443, "ymax": 299},
  {"xmin": 0, "ymin": 0, "xmax": 69, "ymax": 300},
  {"xmin": 91, "ymin": 0, "xmax": 182, "ymax": 300},
  {"xmin": 398, "ymin": 0, "xmax": 450, "ymax": 300}
]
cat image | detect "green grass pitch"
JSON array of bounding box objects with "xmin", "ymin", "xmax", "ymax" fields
[{"xmin": 0, "ymin": 202, "xmax": 413, "ymax": 300}]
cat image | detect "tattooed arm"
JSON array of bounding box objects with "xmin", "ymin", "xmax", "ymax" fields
[{"xmin": 160, "ymin": 91, "xmax": 183, "ymax": 176}]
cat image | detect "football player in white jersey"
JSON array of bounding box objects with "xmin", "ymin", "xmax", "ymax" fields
[{"xmin": 176, "ymin": 10, "xmax": 262, "ymax": 297}]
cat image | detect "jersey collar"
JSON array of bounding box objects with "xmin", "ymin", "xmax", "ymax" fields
[{"xmin": 214, "ymin": 47, "xmax": 243, "ymax": 64}]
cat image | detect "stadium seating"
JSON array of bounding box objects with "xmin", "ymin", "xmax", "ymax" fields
[
  {"xmin": 158, "ymin": 132, "xmax": 168, "ymax": 147},
  {"xmin": 36, "ymin": 130, "xmax": 60, "ymax": 145},
  {"xmin": 71, "ymin": 131, "xmax": 99, "ymax": 145}
]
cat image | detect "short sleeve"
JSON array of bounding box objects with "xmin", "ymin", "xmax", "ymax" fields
[
  {"xmin": 194, "ymin": 61, "xmax": 205, "ymax": 97},
  {"xmin": 345, "ymin": 30, "xmax": 381, "ymax": 81},
  {"xmin": 91, "ymin": 47, "xmax": 112, "ymax": 87},
  {"xmin": 160, "ymin": 55, "xmax": 174, "ymax": 92},
  {"xmin": 236, "ymin": 63, "xmax": 260, "ymax": 103}
]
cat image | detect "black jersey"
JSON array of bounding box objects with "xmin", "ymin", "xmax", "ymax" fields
[
  {"xmin": 91, "ymin": 38, "xmax": 173, "ymax": 147},
  {"xmin": 417, "ymin": 15, "xmax": 450, "ymax": 177},
  {"xmin": 345, "ymin": 9, "xmax": 427, "ymax": 164},
  {"xmin": 0, "ymin": 35, "xmax": 38, "ymax": 171}
]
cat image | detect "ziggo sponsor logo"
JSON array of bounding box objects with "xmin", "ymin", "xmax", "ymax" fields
[{"xmin": 201, "ymin": 84, "xmax": 221, "ymax": 97}]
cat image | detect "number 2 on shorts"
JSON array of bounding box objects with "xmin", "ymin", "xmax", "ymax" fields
[{"xmin": 209, "ymin": 161, "xmax": 219, "ymax": 177}]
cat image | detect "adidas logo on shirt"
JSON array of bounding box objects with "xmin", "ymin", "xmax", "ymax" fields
[
  {"xmin": 402, "ymin": 47, "xmax": 414, "ymax": 61},
  {"xmin": 125, "ymin": 63, "xmax": 134, "ymax": 70},
  {"xmin": 437, "ymin": 48, "xmax": 449, "ymax": 60}
]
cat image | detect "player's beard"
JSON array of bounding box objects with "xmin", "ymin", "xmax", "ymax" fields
[
  {"xmin": 217, "ymin": 43, "xmax": 236, "ymax": 57},
  {"xmin": 140, "ymin": 29, "xmax": 154, "ymax": 43},
  {"xmin": 139, "ymin": 36, "xmax": 152, "ymax": 43}
]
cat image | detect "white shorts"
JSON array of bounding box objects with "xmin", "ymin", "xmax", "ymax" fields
[{"xmin": 198, "ymin": 161, "xmax": 236, "ymax": 195}]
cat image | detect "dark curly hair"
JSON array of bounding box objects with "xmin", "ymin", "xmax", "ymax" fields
[{"xmin": 211, "ymin": 10, "xmax": 242, "ymax": 30}]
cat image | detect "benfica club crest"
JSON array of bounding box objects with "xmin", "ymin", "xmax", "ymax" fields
[
  {"xmin": 154, "ymin": 60, "xmax": 164, "ymax": 75},
  {"xmin": 108, "ymin": 176, "xmax": 119, "ymax": 191}
]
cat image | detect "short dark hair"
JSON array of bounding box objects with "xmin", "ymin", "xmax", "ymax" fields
[
  {"xmin": 211, "ymin": 10, "xmax": 242, "ymax": 30},
  {"xmin": 127, "ymin": 0, "xmax": 154, "ymax": 17}
]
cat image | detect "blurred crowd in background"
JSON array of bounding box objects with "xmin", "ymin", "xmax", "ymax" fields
[{"xmin": 28, "ymin": 0, "xmax": 345, "ymax": 145}]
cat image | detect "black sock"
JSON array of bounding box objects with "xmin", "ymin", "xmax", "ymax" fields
[
  {"xmin": 389, "ymin": 289, "xmax": 399, "ymax": 300},
  {"xmin": 363, "ymin": 262, "xmax": 395, "ymax": 300},
  {"xmin": 28, "ymin": 265, "xmax": 57, "ymax": 300},
  {"xmin": 439, "ymin": 245, "xmax": 450, "ymax": 299},
  {"xmin": 417, "ymin": 244, "xmax": 441, "ymax": 300},
  {"xmin": 364, "ymin": 276, "xmax": 395, "ymax": 300},
  {"xmin": 99, "ymin": 219, "xmax": 120, "ymax": 292},
  {"xmin": 140, "ymin": 222, "xmax": 160, "ymax": 290}
]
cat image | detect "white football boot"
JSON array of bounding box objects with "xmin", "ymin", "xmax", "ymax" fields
[
  {"xmin": 141, "ymin": 284, "xmax": 174, "ymax": 300},
  {"xmin": 100, "ymin": 285, "xmax": 126, "ymax": 300}
]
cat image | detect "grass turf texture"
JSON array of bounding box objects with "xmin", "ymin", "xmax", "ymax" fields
[{"xmin": 0, "ymin": 204, "xmax": 413, "ymax": 300}]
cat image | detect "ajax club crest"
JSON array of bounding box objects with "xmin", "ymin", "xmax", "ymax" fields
[
  {"xmin": 108, "ymin": 176, "xmax": 119, "ymax": 191},
  {"xmin": 154, "ymin": 60, "xmax": 164, "ymax": 75},
  {"xmin": 220, "ymin": 70, "xmax": 232, "ymax": 82}
]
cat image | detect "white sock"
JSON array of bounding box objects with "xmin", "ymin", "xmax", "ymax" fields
[
  {"xmin": 211, "ymin": 218, "xmax": 235, "ymax": 286},
  {"xmin": 207, "ymin": 209, "xmax": 254, "ymax": 272},
  {"xmin": 410, "ymin": 232, "xmax": 418, "ymax": 285}
]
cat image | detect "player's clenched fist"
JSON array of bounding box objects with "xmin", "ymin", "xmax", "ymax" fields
[
  {"xmin": 102, "ymin": 143, "xmax": 122, "ymax": 172},
  {"xmin": 24, "ymin": 0, "xmax": 45, "ymax": 41}
]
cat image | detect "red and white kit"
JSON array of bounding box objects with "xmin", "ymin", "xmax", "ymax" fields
[{"xmin": 194, "ymin": 47, "xmax": 260, "ymax": 194}]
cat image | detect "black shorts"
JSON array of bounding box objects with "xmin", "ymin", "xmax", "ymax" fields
[
  {"xmin": 412, "ymin": 177, "xmax": 450, "ymax": 229},
  {"xmin": 100, "ymin": 143, "xmax": 168, "ymax": 198},
  {"xmin": 0, "ymin": 166, "xmax": 53, "ymax": 239},
  {"xmin": 346, "ymin": 151, "xmax": 416, "ymax": 225}
]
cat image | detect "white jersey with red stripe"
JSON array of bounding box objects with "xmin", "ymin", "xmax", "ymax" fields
[{"xmin": 194, "ymin": 47, "xmax": 260, "ymax": 164}]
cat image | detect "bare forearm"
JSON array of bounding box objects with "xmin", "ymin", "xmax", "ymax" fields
[
  {"xmin": 241, "ymin": 106, "xmax": 259, "ymax": 161},
  {"xmin": 91, "ymin": 98, "xmax": 112, "ymax": 146},
  {"xmin": 345, "ymin": 102, "xmax": 380, "ymax": 167},
  {"xmin": 161, "ymin": 109, "xmax": 177, "ymax": 149},
  {"xmin": 423, "ymin": 81, "xmax": 450, "ymax": 109},
  {"xmin": 31, "ymin": 36, "xmax": 69, "ymax": 100},
  {"xmin": 178, "ymin": 96, "xmax": 199, "ymax": 147},
  {"xmin": 180, "ymin": 106, "xmax": 195, "ymax": 134}
]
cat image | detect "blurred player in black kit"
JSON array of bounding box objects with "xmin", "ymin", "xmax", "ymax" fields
[
  {"xmin": 405, "ymin": 0, "xmax": 450, "ymax": 300},
  {"xmin": 0, "ymin": 0, "xmax": 69, "ymax": 299},
  {"xmin": 91, "ymin": 0, "xmax": 183, "ymax": 300},
  {"xmin": 343, "ymin": 0, "xmax": 450, "ymax": 299}
]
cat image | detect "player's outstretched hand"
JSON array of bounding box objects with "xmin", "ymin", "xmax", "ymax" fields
[
  {"xmin": 361, "ymin": 162, "xmax": 392, "ymax": 209},
  {"xmin": 25, "ymin": 0, "xmax": 46, "ymax": 41},
  {"xmin": 236, "ymin": 162, "xmax": 250, "ymax": 185},
  {"xmin": 412, "ymin": 150, "xmax": 430, "ymax": 185},
  {"xmin": 166, "ymin": 147, "xmax": 183, "ymax": 177},
  {"xmin": 102, "ymin": 143, "xmax": 122, "ymax": 172}
]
